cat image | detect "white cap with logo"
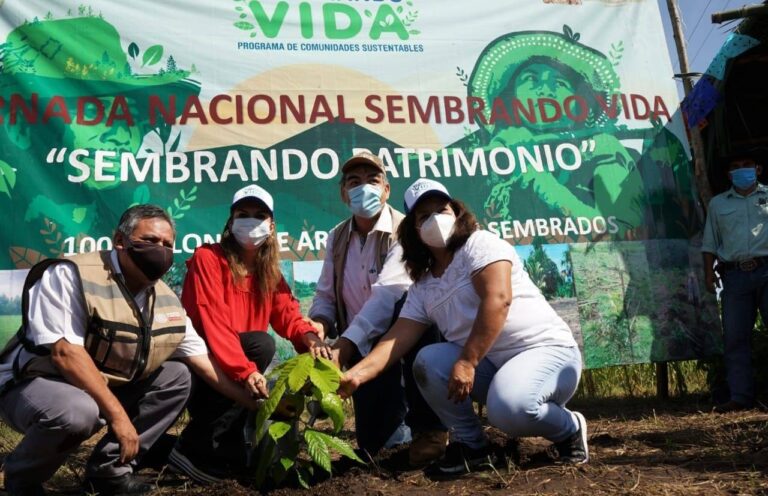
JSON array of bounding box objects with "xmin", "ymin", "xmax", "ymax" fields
[
  {"xmin": 403, "ymin": 178, "xmax": 451, "ymax": 213},
  {"xmin": 231, "ymin": 184, "xmax": 274, "ymax": 213}
]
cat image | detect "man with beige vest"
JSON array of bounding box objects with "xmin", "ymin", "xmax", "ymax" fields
[
  {"xmin": 0, "ymin": 205, "xmax": 258, "ymax": 496},
  {"xmin": 308, "ymin": 152, "xmax": 446, "ymax": 465}
]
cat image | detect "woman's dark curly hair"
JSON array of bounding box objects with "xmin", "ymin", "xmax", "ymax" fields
[{"xmin": 397, "ymin": 198, "xmax": 479, "ymax": 283}]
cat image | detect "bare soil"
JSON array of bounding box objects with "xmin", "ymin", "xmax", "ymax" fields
[{"xmin": 2, "ymin": 396, "xmax": 767, "ymax": 495}]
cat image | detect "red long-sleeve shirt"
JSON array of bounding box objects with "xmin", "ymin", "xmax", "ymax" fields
[{"xmin": 181, "ymin": 244, "xmax": 314, "ymax": 382}]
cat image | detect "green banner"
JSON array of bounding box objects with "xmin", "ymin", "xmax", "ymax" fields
[{"xmin": 0, "ymin": 0, "xmax": 721, "ymax": 367}]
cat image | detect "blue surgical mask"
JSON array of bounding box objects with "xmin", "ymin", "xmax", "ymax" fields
[
  {"xmin": 730, "ymin": 167, "xmax": 757, "ymax": 190},
  {"xmin": 347, "ymin": 184, "xmax": 384, "ymax": 218}
]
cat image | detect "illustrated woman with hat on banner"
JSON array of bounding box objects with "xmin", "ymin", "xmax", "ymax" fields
[
  {"xmin": 338, "ymin": 178, "xmax": 588, "ymax": 476},
  {"xmin": 468, "ymin": 27, "xmax": 649, "ymax": 238},
  {"xmin": 167, "ymin": 184, "xmax": 331, "ymax": 483}
]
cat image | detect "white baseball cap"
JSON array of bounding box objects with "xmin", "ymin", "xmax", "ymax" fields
[
  {"xmin": 403, "ymin": 178, "xmax": 451, "ymax": 213},
  {"xmin": 231, "ymin": 184, "xmax": 274, "ymax": 213}
]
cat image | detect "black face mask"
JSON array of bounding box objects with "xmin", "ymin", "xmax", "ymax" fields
[{"xmin": 125, "ymin": 239, "xmax": 174, "ymax": 281}]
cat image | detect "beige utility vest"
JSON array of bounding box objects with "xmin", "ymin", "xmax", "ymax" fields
[
  {"xmin": 10, "ymin": 251, "xmax": 187, "ymax": 386},
  {"xmin": 330, "ymin": 205, "xmax": 404, "ymax": 335}
]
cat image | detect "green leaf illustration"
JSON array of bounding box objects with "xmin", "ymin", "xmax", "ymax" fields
[
  {"xmin": 234, "ymin": 21, "xmax": 255, "ymax": 30},
  {"xmin": 268, "ymin": 421, "xmax": 292, "ymax": 441},
  {"xmin": 142, "ymin": 45, "xmax": 163, "ymax": 66},
  {"xmin": 304, "ymin": 430, "xmax": 332, "ymax": 473},
  {"xmin": 72, "ymin": 207, "xmax": 87, "ymax": 224},
  {"xmin": 132, "ymin": 185, "xmax": 150, "ymax": 206},
  {"xmin": 0, "ymin": 159, "xmax": 17, "ymax": 198}
]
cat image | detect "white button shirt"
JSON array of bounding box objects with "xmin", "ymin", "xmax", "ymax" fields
[{"xmin": 310, "ymin": 207, "xmax": 412, "ymax": 356}]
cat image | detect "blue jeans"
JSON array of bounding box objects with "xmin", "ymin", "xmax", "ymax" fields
[
  {"xmin": 413, "ymin": 342, "xmax": 582, "ymax": 448},
  {"xmin": 719, "ymin": 264, "xmax": 768, "ymax": 405}
]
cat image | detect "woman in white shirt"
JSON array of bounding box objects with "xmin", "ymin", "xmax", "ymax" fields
[{"xmin": 339, "ymin": 178, "xmax": 587, "ymax": 476}]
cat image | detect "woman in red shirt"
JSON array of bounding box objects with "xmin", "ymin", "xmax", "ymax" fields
[{"xmin": 169, "ymin": 184, "xmax": 329, "ymax": 484}]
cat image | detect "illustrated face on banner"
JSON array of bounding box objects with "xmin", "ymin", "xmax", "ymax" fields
[
  {"xmin": 512, "ymin": 62, "xmax": 576, "ymax": 130},
  {"xmin": 62, "ymin": 96, "xmax": 145, "ymax": 190}
]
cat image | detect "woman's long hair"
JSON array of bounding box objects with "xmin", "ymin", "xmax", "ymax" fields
[
  {"xmin": 220, "ymin": 215, "xmax": 282, "ymax": 295},
  {"xmin": 398, "ymin": 198, "xmax": 479, "ymax": 283}
]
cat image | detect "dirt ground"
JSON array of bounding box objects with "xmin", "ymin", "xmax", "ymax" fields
[{"xmin": 2, "ymin": 395, "xmax": 767, "ymax": 496}]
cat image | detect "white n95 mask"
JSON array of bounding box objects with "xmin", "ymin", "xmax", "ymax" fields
[
  {"xmin": 419, "ymin": 213, "xmax": 456, "ymax": 248},
  {"xmin": 232, "ymin": 218, "xmax": 271, "ymax": 249}
]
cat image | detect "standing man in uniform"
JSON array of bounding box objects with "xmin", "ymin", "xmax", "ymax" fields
[
  {"xmin": 308, "ymin": 152, "xmax": 447, "ymax": 465},
  {"xmin": 703, "ymin": 150, "xmax": 768, "ymax": 412}
]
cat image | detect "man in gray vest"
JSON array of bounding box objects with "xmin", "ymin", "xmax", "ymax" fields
[
  {"xmin": 308, "ymin": 152, "xmax": 446, "ymax": 466},
  {"xmin": 0, "ymin": 205, "xmax": 260, "ymax": 496}
]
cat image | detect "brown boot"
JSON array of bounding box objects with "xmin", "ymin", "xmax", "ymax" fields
[{"xmin": 409, "ymin": 430, "xmax": 448, "ymax": 467}]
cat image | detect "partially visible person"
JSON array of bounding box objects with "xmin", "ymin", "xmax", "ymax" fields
[
  {"xmin": 702, "ymin": 150, "xmax": 768, "ymax": 413},
  {"xmin": 339, "ymin": 179, "xmax": 588, "ymax": 476},
  {"xmin": 0, "ymin": 205, "xmax": 257, "ymax": 496},
  {"xmin": 168, "ymin": 184, "xmax": 330, "ymax": 484},
  {"xmin": 308, "ymin": 152, "xmax": 446, "ymax": 465}
]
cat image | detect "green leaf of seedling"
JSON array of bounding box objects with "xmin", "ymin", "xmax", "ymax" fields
[
  {"xmin": 309, "ymin": 362, "xmax": 339, "ymax": 394},
  {"xmin": 268, "ymin": 421, "xmax": 292, "ymax": 441},
  {"xmin": 173, "ymin": 198, "xmax": 180, "ymax": 209},
  {"xmin": 189, "ymin": 185, "xmax": 198, "ymax": 195},
  {"xmin": 296, "ymin": 466, "xmax": 310, "ymax": 488},
  {"xmin": 304, "ymin": 429, "xmax": 332, "ymax": 473},
  {"xmin": 364, "ymin": 9, "xmax": 372, "ymax": 17},
  {"xmin": 255, "ymin": 378, "xmax": 287, "ymax": 441},
  {"xmin": 128, "ymin": 42, "xmax": 139, "ymax": 59},
  {"xmin": 287, "ymin": 353, "xmax": 313, "ymax": 392},
  {"xmin": 320, "ymin": 392, "xmax": 344, "ymax": 433},
  {"xmin": 397, "ymin": 5, "xmax": 403, "ymax": 13},
  {"xmin": 234, "ymin": 21, "xmax": 255, "ymax": 30},
  {"xmin": 409, "ymin": 29, "xmax": 420, "ymax": 35},
  {"xmin": 187, "ymin": 195, "xmax": 197, "ymax": 202},
  {"xmin": 142, "ymin": 44, "xmax": 163, "ymax": 67},
  {"xmin": 314, "ymin": 431, "xmax": 364, "ymax": 463},
  {"xmin": 280, "ymin": 457, "xmax": 294, "ymax": 471},
  {"xmin": 179, "ymin": 189, "xmax": 186, "ymax": 200},
  {"xmin": 180, "ymin": 205, "xmax": 191, "ymax": 211},
  {"xmin": 0, "ymin": 160, "xmax": 18, "ymax": 198}
]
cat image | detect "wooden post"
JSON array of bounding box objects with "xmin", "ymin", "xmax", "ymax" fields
[
  {"xmin": 666, "ymin": 0, "xmax": 713, "ymax": 207},
  {"xmin": 656, "ymin": 362, "xmax": 669, "ymax": 399},
  {"xmin": 659, "ymin": 0, "xmax": 716, "ymax": 399}
]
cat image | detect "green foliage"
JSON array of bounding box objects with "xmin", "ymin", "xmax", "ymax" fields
[
  {"xmin": 252, "ymin": 354, "xmax": 362, "ymax": 488},
  {"xmin": 0, "ymin": 159, "xmax": 17, "ymax": 199},
  {"xmin": 142, "ymin": 44, "xmax": 164, "ymax": 67},
  {"xmin": 524, "ymin": 241, "xmax": 573, "ymax": 299},
  {"xmin": 293, "ymin": 280, "xmax": 317, "ymax": 299}
]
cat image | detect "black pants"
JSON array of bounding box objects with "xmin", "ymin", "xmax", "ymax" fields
[
  {"xmin": 350, "ymin": 293, "xmax": 445, "ymax": 455},
  {"xmin": 178, "ymin": 331, "xmax": 275, "ymax": 468}
]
